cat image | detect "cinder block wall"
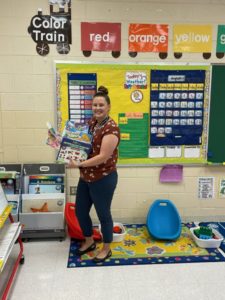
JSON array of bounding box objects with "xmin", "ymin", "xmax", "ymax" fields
[{"xmin": 1, "ymin": 0, "xmax": 225, "ymax": 223}]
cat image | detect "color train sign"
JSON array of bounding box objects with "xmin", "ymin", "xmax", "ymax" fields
[{"xmin": 28, "ymin": 0, "xmax": 72, "ymax": 56}]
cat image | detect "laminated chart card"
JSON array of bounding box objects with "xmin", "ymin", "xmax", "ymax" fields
[
  {"xmin": 118, "ymin": 113, "xmax": 149, "ymax": 158},
  {"xmin": 67, "ymin": 73, "xmax": 97, "ymax": 124}
]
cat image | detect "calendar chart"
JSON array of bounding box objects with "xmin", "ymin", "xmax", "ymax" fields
[
  {"xmin": 150, "ymin": 70, "xmax": 206, "ymax": 146},
  {"xmin": 68, "ymin": 73, "xmax": 97, "ymax": 123}
]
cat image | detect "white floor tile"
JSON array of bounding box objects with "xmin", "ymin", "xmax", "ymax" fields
[{"xmin": 1, "ymin": 238, "xmax": 225, "ymax": 300}]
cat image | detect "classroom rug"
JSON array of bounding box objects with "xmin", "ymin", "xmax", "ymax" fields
[
  {"xmin": 67, "ymin": 223, "xmax": 225, "ymax": 268},
  {"xmin": 199, "ymin": 222, "xmax": 225, "ymax": 253}
]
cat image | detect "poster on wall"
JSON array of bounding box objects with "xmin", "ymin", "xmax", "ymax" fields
[
  {"xmin": 219, "ymin": 179, "xmax": 225, "ymax": 198},
  {"xmin": 28, "ymin": 0, "xmax": 72, "ymax": 56},
  {"xmin": 198, "ymin": 177, "xmax": 215, "ymax": 199},
  {"xmin": 55, "ymin": 62, "xmax": 210, "ymax": 165}
]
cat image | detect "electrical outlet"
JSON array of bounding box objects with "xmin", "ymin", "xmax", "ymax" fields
[{"xmin": 70, "ymin": 186, "xmax": 77, "ymax": 195}]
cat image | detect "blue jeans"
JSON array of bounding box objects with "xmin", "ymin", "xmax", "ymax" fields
[{"xmin": 75, "ymin": 171, "xmax": 118, "ymax": 243}]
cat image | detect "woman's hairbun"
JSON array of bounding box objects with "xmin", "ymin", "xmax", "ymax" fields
[{"xmin": 98, "ymin": 86, "xmax": 108, "ymax": 95}]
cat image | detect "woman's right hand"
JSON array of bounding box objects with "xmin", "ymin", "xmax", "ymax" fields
[{"xmin": 67, "ymin": 158, "xmax": 80, "ymax": 168}]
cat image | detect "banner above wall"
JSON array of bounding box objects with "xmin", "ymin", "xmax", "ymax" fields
[
  {"xmin": 173, "ymin": 25, "xmax": 212, "ymax": 59},
  {"xmin": 216, "ymin": 25, "xmax": 225, "ymax": 58},
  {"xmin": 81, "ymin": 22, "xmax": 121, "ymax": 58},
  {"xmin": 128, "ymin": 24, "xmax": 168, "ymax": 59},
  {"xmin": 28, "ymin": 0, "xmax": 72, "ymax": 56}
]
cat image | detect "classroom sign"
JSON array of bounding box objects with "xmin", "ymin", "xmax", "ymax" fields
[
  {"xmin": 56, "ymin": 62, "xmax": 210, "ymax": 165},
  {"xmin": 216, "ymin": 25, "xmax": 225, "ymax": 53},
  {"xmin": 173, "ymin": 25, "xmax": 212, "ymax": 53},
  {"xmin": 28, "ymin": 1, "xmax": 72, "ymax": 56},
  {"xmin": 81, "ymin": 22, "xmax": 121, "ymax": 52},
  {"xmin": 128, "ymin": 24, "xmax": 168, "ymax": 52}
]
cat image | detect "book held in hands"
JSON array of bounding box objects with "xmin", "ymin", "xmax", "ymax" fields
[{"xmin": 46, "ymin": 120, "xmax": 92, "ymax": 164}]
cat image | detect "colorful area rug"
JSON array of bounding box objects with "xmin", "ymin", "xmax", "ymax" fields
[
  {"xmin": 67, "ymin": 223, "xmax": 225, "ymax": 268},
  {"xmin": 199, "ymin": 222, "xmax": 225, "ymax": 253}
]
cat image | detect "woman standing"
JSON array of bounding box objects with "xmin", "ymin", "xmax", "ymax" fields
[{"xmin": 68, "ymin": 86, "xmax": 120, "ymax": 263}]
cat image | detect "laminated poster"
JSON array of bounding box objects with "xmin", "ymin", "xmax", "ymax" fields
[
  {"xmin": 198, "ymin": 177, "xmax": 215, "ymax": 199},
  {"xmin": 219, "ymin": 179, "xmax": 225, "ymax": 198}
]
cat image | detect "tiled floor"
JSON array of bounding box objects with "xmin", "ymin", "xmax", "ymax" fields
[{"xmin": 1, "ymin": 238, "xmax": 225, "ymax": 300}]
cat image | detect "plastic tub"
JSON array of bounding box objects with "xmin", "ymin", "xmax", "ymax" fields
[
  {"xmin": 99, "ymin": 222, "xmax": 126, "ymax": 242},
  {"xmin": 190, "ymin": 226, "xmax": 223, "ymax": 248}
]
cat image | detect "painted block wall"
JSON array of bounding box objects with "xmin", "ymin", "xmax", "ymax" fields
[{"xmin": 0, "ymin": 0, "xmax": 225, "ymax": 223}]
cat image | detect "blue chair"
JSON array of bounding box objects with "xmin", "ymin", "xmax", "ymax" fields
[{"xmin": 146, "ymin": 199, "xmax": 182, "ymax": 240}]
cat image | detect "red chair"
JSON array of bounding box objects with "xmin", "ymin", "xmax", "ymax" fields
[{"xmin": 65, "ymin": 202, "xmax": 102, "ymax": 241}]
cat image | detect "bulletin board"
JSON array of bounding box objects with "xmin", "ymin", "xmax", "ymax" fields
[
  {"xmin": 208, "ymin": 64, "xmax": 225, "ymax": 163},
  {"xmin": 55, "ymin": 62, "xmax": 210, "ymax": 165}
]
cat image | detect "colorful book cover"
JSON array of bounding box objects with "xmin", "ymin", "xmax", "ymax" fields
[
  {"xmin": 62, "ymin": 120, "xmax": 92, "ymax": 143},
  {"xmin": 7, "ymin": 201, "xmax": 18, "ymax": 215},
  {"xmin": 0, "ymin": 171, "xmax": 18, "ymax": 179},
  {"xmin": 29, "ymin": 175, "xmax": 64, "ymax": 185},
  {"xmin": 28, "ymin": 184, "xmax": 64, "ymax": 194},
  {"xmin": 57, "ymin": 137, "xmax": 92, "ymax": 163},
  {"xmin": 0, "ymin": 179, "xmax": 16, "ymax": 195},
  {"xmin": 46, "ymin": 122, "xmax": 62, "ymax": 149}
]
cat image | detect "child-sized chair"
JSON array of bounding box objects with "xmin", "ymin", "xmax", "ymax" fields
[
  {"xmin": 65, "ymin": 202, "xmax": 101, "ymax": 241},
  {"xmin": 146, "ymin": 199, "xmax": 182, "ymax": 241}
]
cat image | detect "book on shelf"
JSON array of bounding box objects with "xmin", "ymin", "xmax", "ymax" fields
[
  {"xmin": 0, "ymin": 178, "xmax": 16, "ymax": 194},
  {"xmin": 28, "ymin": 175, "xmax": 64, "ymax": 194},
  {"xmin": 28, "ymin": 184, "xmax": 64, "ymax": 194},
  {"xmin": 0, "ymin": 171, "xmax": 18, "ymax": 179},
  {"xmin": 29, "ymin": 175, "xmax": 64, "ymax": 185},
  {"xmin": 0, "ymin": 222, "xmax": 21, "ymax": 271},
  {"xmin": 7, "ymin": 201, "xmax": 18, "ymax": 215},
  {"xmin": 0, "ymin": 170, "xmax": 21, "ymax": 194},
  {"xmin": 0, "ymin": 183, "xmax": 8, "ymax": 216}
]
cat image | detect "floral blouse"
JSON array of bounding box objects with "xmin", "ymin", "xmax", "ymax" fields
[{"xmin": 80, "ymin": 117, "xmax": 120, "ymax": 182}]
